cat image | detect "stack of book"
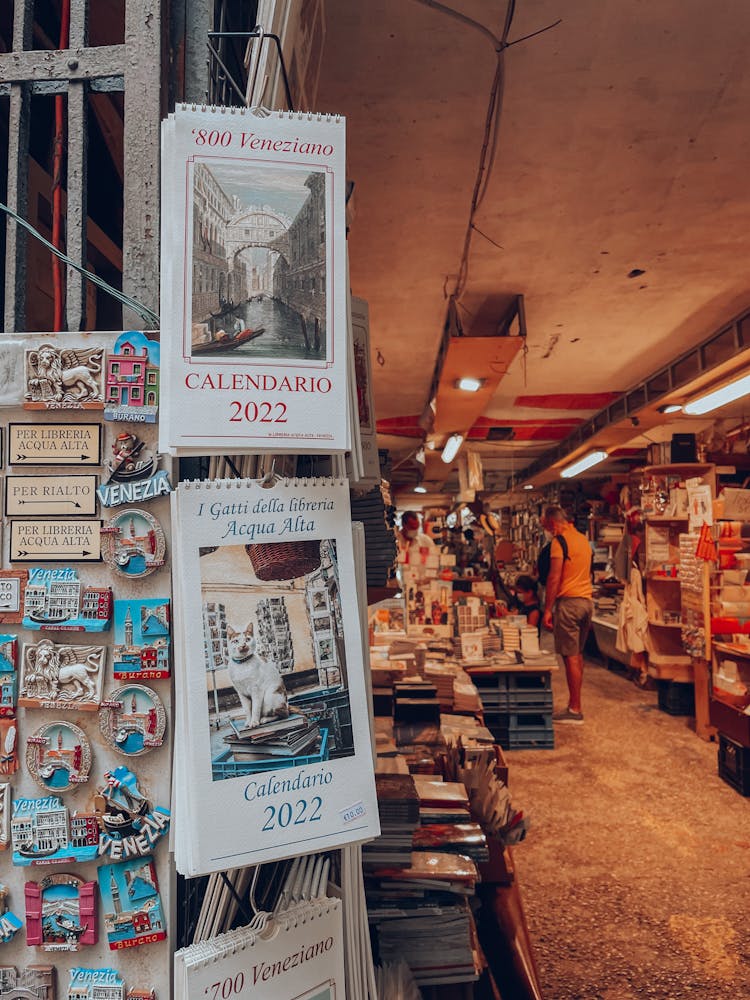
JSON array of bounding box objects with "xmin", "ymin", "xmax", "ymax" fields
[
  {"xmin": 412, "ymin": 822, "xmax": 489, "ymax": 864},
  {"xmin": 222, "ymin": 714, "xmax": 322, "ymax": 761},
  {"xmin": 453, "ymin": 669, "xmax": 483, "ymax": 714},
  {"xmin": 393, "ymin": 680, "xmax": 441, "ymax": 724},
  {"xmin": 365, "ymin": 853, "xmax": 482, "ymax": 987},
  {"xmin": 350, "ymin": 484, "xmax": 399, "ymax": 587},
  {"xmin": 363, "ymin": 773, "xmax": 420, "ymax": 869},
  {"xmin": 423, "ymin": 663, "xmax": 456, "ymax": 710},
  {"xmin": 413, "ymin": 776, "xmax": 471, "ymax": 825}
]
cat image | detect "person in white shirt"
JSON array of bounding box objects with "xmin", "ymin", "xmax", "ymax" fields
[{"xmin": 398, "ymin": 510, "xmax": 437, "ymax": 566}]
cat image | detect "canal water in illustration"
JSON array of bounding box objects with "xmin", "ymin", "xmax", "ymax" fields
[{"xmin": 232, "ymin": 297, "xmax": 326, "ymax": 361}]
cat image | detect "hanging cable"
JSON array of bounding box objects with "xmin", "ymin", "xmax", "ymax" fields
[
  {"xmin": 52, "ymin": 0, "xmax": 71, "ymax": 330},
  {"xmin": 0, "ymin": 201, "xmax": 160, "ymax": 327}
]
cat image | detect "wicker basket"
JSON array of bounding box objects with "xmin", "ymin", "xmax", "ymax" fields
[{"xmin": 246, "ymin": 540, "xmax": 321, "ymax": 581}]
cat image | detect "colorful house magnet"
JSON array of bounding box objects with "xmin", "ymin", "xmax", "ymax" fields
[
  {"xmin": 68, "ymin": 968, "xmax": 126, "ymax": 1000},
  {"xmin": 0, "ymin": 966, "xmax": 55, "ymax": 999},
  {"xmin": 24, "ymin": 345, "xmax": 105, "ymax": 410},
  {"xmin": 11, "ymin": 796, "xmax": 99, "ymax": 867},
  {"xmin": 0, "ymin": 720, "xmax": 19, "ymax": 777},
  {"xmin": 26, "ymin": 722, "xmax": 92, "ymax": 793},
  {"xmin": 103, "ymin": 332, "xmax": 160, "ymax": 423},
  {"xmin": 93, "ymin": 766, "xmax": 170, "ymax": 860},
  {"xmin": 112, "ymin": 600, "xmax": 170, "ymax": 680},
  {"xmin": 0, "ymin": 637, "xmax": 18, "ymax": 712},
  {"xmin": 19, "ymin": 640, "xmax": 106, "ymax": 712},
  {"xmin": 99, "ymin": 686, "xmax": 166, "ymax": 756},
  {"xmin": 23, "ymin": 569, "xmax": 112, "ymax": 633},
  {"xmin": 25, "ymin": 872, "xmax": 98, "ymax": 951},
  {"xmin": 100, "ymin": 509, "xmax": 166, "ymax": 579},
  {"xmin": 0, "ymin": 885, "xmax": 23, "ymax": 942},
  {"xmin": 98, "ymin": 855, "xmax": 165, "ymax": 950}
]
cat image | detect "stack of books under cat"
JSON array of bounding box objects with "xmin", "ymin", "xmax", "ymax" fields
[{"xmin": 223, "ymin": 713, "xmax": 322, "ymax": 761}]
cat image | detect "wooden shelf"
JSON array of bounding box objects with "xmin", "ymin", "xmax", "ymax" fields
[
  {"xmin": 713, "ymin": 641, "xmax": 750, "ymax": 659},
  {"xmin": 644, "ymin": 516, "xmax": 689, "ymax": 523},
  {"xmin": 643, "ymin": 463, "xmax": 714, "ymax": 475},
  {"xmin": 646, "ymin": 573, "xmax": 681, "ymax": 582},
  {"xmin": 648, "ymin": 620, "xmax": 683, "ymax": 629}
]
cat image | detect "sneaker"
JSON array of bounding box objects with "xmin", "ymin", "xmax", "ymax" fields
[{"xmin": 553, "ymin": 707, "xmax": 584, "ymax": 724}]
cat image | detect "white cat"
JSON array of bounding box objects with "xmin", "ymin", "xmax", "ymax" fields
[{"xmin": 226, "ymin": 623, "xmax": 289, "ymax": 729}]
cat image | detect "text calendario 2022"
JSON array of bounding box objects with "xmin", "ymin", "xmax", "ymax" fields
[
  {"xmin": 160, "ymin": 105, "xmax": 350, "ymax": 455},
  {"xmin": 171, "ymin": 476, "xmax": 379, "ymax": 877}
]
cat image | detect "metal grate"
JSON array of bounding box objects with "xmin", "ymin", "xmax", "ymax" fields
[{"xmin": 0, "ymin": 0, "xmax": 160, "ymax": 332}]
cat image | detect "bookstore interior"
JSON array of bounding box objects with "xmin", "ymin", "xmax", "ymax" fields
[{"xmin": 2, "ymin": 2, "xmax": 750, "ymax": 999}]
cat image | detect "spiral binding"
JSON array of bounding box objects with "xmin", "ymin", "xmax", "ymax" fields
[
  {"xmin": 179, "ymin": 475, "xmax": 346, "ymax": 490},
  {"xmin": 184, "ymin": 898, "xmax": 339, "ymax": 968},
  {"xmin": 176, "ymin": 101, "xmax": 342, "ymax": 123}
]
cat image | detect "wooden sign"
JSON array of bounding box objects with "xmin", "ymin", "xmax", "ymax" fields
[
  {"xmin": 0, "ymin": 569, "xmax": 28, "ymax": 623},
  {"xmin": 8, "ymin": 422, "xmax": 102, "ymax": 466},
  {"xmin": 5, "ymin": 474, "xmax": 98, "ymax": 517},
  {"xmin": 10, "ymin": 520, "xmax": 102, "ymax": 562}
]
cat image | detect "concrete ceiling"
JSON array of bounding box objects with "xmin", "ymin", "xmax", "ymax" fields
[{"xmin": 316, "ymin": 0, "xmax": 750, "ymax": 493}]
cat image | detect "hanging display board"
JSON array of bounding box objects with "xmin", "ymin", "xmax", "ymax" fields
[{"xmin": 0, "ymin": 331, "xmax": 172, "ymax": 999}]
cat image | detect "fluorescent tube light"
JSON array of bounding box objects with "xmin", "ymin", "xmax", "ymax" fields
[
  {"xmin": 441, "ymin": 433, "xmax": 464, "ymax": 464},
  {"xmin": 456, "ymin": 377, "xmax": 483, "ymax": 392},
  {"xmin": 414, "ymin": 485, "xmax": 427, "ymax": 494},
  {"xmin": 684, "ymin": 374, "xmax": 750, "ymax": 415},
  {"xmin": 658, "ymin": 404, "xmax": 683, "ymax": 414},
  {"xmin": 523, "ymin": 483, "xmax": 535, "ymax": 490},
  {"xmin": 560, "ymin": 450, "xmax": 608, "ymax": 479}
]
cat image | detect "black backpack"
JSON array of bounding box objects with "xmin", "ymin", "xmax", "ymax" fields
[{"xmin": 537, "ymin": 534, "xmax": 569, "ymax": 586}]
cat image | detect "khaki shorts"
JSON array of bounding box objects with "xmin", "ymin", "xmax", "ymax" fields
[{"xmin": 553, "ymin": 597, "xmax": 594, "ymax": 657}]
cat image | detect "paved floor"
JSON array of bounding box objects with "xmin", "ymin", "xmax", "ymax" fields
[{"xmin": 508, "ymin": 660, "xmax": 750, "ymax": 1000}]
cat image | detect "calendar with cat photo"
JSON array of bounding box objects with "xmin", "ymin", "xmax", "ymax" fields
[{"xmin": 200, "ymin": 538, "xmax": 355, "ymax": 781}]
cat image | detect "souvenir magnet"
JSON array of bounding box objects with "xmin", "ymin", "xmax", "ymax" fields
[
  {"xmin": 4, "ymin": 474, "xmax": 99, "ymax": 518},
  {"xmin": 112, "ymin": 599, "xmax": 170, "ymax": 680},
  {"xmin": 98, "ymin": 855, "xmax": 166, "ymax": 950},
  {"xmin": 0, "ymin": 885, "xmax": 23, "ymax": 942},
  {"xmin": 23, "ymin": 569, "xmax": 112, "ymax": 633},
  {"xmin": 104, "ymin": 332, "xmax": 160, "ymax": 423},
  {"xmin": 0, "ymin": 966, "xmax": 55, "ymax": 999},
  {"xmin": 93, "ymin": 766, "xmax": 170, "ymax": 859},
  {"xmin": 26, "ymin": 722, "xmax": 92, "ymax": 793},
  {"xmin": 0, "ymin": 784, "xmax": 9, "ymax": 848},
  {"xmin": 19, "ymin": 640, "xmax": 106, "ymax": 711},
  {"xmin": 0, "ymin": 637, "xmax": 18, "ymax": 712},
  {"xmin": 68, "ymin": 968, "xmax": 125, "ymax": 1000},
  {"xmin": 97, "ymin": 436, "xmax": 172, "ymax": 507},
  {"xmin": 25, "ymin": 872, "xmax": 98, "ymax": 950},
  {"xmin": 9, "ymin": 519, "xmax": 103, "ymax": 563},
  {"xmin": 24, "ymin": 344, "xmax": 105, "ymax": 410},
  {"xmin": 0, "ymin": 570, "xmax": 27, "ymax": 625},
  {"xmin": 11, "ymin": 796, "xmax": 99, "ymax": 867},
  {"xmin": 100, "ymin": 508, "xmax": 165, "ymax": 579},
  {"xmin": 99, "ymin": 686, "xmax": 166, "ymax": 756},
  {"xmin": 9, "ymin": 422, "xmax": 101, "ymax": 466},
  {"xmin": 0, "ymin": 721, "xmax": 19, "ymax": 777},
  {"xmin": 127, "ymin": 991, "xmax": 156, "ymax": 1000}
]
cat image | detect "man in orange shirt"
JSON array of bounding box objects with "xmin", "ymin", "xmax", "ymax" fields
[{"xmin": 542, "ymin": 506, "xmax": 593, "ymax": 723}]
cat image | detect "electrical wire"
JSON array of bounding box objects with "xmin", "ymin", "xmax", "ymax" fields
[{"xmin": 0, "ymin": 201, "xmax": 160, "ymax": 328}]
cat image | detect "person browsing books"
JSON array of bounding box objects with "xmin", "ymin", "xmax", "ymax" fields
[
  {"xmin": 398, "ymin": 510, "xmax": 437, "ymax": 566},
  {"xmin": 541, "ymin": 505, "xmax": 593, "ymax": 724},
  {"xmin": 513, "ymin": 575, "xmax": 541, "ymax": 633}
]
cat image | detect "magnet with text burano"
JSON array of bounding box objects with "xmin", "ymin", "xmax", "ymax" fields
[
  {"xmin": 99, "ymin": 685, "xmax": 166, "ymax": 756},
  {"xmin": 10, "ymin": 795, "xmax": 99, "ymax": 867},
  {"xmin": 24, "ymin": 872, "xmax": 98, "ymax": 950},
  {"xmin": 92, "ymin": 765, "xmax": 170, "ymax": 860},
  {"xmin": 103, "ymin": 332, "xmax": 160, "ymax": 424},
  {"xmin": 112, "ymin": 599, "xmax": 170, "ymax": 680},
  {"xmin": 26, "ymin": 721, "xmax": 92, "ymax": 793},
  {"xmin": 98, "ymin": 855, "xmax": 165, "ymax": 950},
  {"xmin": 24, "ymin": 344, "xmax": 105, "ymax": 410},
  {"xmin": 22, "ymin": 568, "xmax": 112, "ymax": 633},
  {"xmin": 97, "ymin": 431, "xmax": 172, "ymax": 509},
  {"xmin": 0, "ymin": 884, "xmax": 23, "ymax": 942},
  {"xmin": 100, "ymin": 508, "xmax": 166, "ymax": 579}
]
